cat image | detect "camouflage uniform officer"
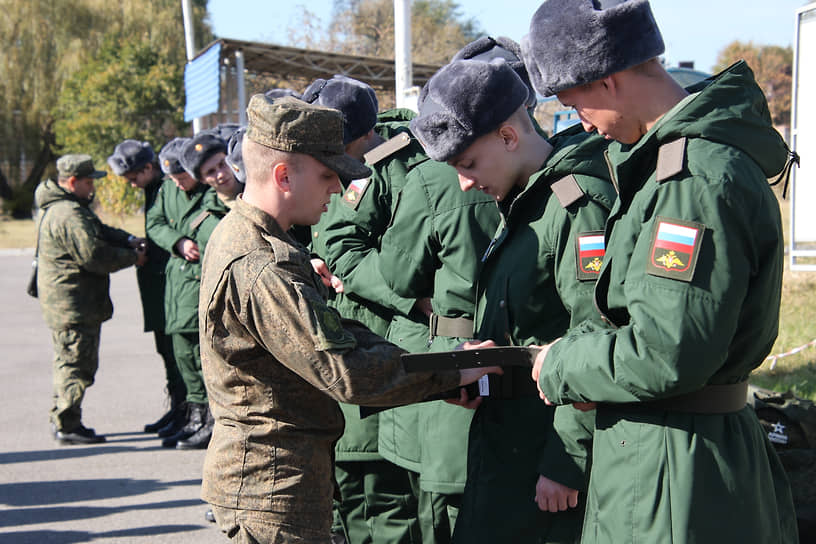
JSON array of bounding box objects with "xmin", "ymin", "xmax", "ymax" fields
[
  {"xmin": 35, "ymin": 154, "xmax": 146, "ymax": 445},
  {"xmin": 410, "ymin": 59, "xmax": 615, "ymax": 543},
  {"xmin": 199, "ymin": 94, "xmax": 496, "ymax": 544},
  {"xmin": 146, "ymin": 135, "xmax": 228, "ymax": 449},
  {"xmin": 107, "ymin": 140, "xmax": 183, "ymax": 433},
  {"xmin": 524, "ymin": 1, "xmax": 798, "ymax": 542}
]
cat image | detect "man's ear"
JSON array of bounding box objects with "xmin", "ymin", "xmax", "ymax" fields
[
  {"xmin": 65, "ymin": 176, "xmax": 78, "ymax": 192},
  {"xmin": 497, "ymin": 123, "xmax": 520, "ymax": 151},
  {"xmin": 271, "ymin": 162, "xmax": 290, "ymax": 192}
]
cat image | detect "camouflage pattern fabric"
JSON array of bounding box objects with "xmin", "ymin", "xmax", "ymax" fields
[
  {"xmin": 199, "ymin": 197, "xmax": 460, "ymax": 541},
  {"xmin": 50, "ymin": 324, "xmax": 101, "ymax": 431},
  {"xmin": 34, "ymin": 179, "xmax": 137, "ymax": 329}
]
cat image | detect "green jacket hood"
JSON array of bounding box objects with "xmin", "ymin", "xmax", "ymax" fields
[
  {"xmin": 652, "ymin": 61, "xmax": 787, "ymax": 178},
  {"xmin": 35, "ymin": 179, "xmax": 91, "ymax": 210}
]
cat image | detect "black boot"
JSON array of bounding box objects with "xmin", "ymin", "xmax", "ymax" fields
[
  {"xmin": 161, "ymin": 402, "xmax": 205, "ymax": 448},
  {"xmin": 177, "ymin": 405, "xmax": 213, "ymax": 449},
  {"xmin": 145, "ymin": 388, "xmax": 186, "ymax": 433},
  {"xmin": 156, "ymin": 401, "xmax": 189, "ymax": 438}
]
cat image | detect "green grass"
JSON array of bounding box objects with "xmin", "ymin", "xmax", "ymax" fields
[{"xmin": 0, "ymin": 213, "xmax": 144, "ymax": 248}]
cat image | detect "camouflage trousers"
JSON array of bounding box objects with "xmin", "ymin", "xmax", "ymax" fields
[
  {"xmin": 50, "ymin": 324, "xmax": 101, "ymax": 432},
  {"xmin": 210, "ymin": 504, "xmax": 332, "ymax": 544}
]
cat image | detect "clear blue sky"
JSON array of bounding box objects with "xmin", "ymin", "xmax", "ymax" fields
[{"xmin": 206, "ymin": 0, "xmax": 809, "ymax": 73}]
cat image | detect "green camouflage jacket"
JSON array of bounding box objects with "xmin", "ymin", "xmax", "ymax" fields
[
  {"xmin": 198, "ymin": 197, "xmax": 460, "ymax": 535},
  {"xmin": 34, "ymin": 179, "xmax": 137, "ymax": 329}
]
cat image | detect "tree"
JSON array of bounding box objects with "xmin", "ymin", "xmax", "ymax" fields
[
  {"xmin": 0, "ymin": 0, "xmax": 211, "ymax": 218},
  {"xmin": 714, "ymin": 41, "xmax": 792, "ymax": 127},
  {"xmin": 289, "ymin": 0, "xmax": 482, "ymax": 65},
  {"xmin": 55, "ymin": 37, "xmax": 189, "ymax": 217}
]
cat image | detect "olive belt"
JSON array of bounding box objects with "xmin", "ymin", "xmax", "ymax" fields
[
  {"xmin": 612, "ymin": 382, "xmax": 749, "ymax": 414},
  {"xmin": 428, "ymin": 314, "xmax": 474, "ymax": 339}
]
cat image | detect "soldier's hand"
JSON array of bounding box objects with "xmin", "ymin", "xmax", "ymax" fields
[
  {"xmin": 534, "ymin": 475, "xmax": 579, "ymax": 512},
  {"xmin": 445, "ymin": 384, "xmax": 484, "ymax": 410},
  {"xmin": 456, "ymin": 340, "xmax": 503, "ymax": 387},
  {"xmin": 134, "ymin": 245, "xmax": 148, "ymax": 267},
  {"xmin": 531, "ymin": 340, "xmax": 559, "ymax": 405},
  {"xmin": 176, "ymin": 238, "xmax": 200, "ymax": 262},
  {"xmin": 310, "ymin": 258, "xmax": 344, "ymax": 293}
]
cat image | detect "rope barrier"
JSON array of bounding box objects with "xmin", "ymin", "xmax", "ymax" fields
[{"xmin": 765, "ymin": 339, "xmax": 816, "ymax": 370}]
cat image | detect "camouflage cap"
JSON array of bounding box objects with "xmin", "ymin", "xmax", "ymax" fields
[
  {"xmin": 245, "ymin": 94, "xmax": 371, "ymax": 181},
  {"xmin": 57, "ymin": 154, "xmax": 107, "ymax": 179}
]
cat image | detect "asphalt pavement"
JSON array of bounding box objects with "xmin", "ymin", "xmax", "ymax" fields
[{"xmin": 0, "ymin": 251, "xmax": 226, "ymax": 544}]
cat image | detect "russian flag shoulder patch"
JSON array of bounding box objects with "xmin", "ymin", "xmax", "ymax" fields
[
  {"xmin": 575, "ymin": 231, "xmax": 606, "ymax": 281},
  {"xmin": 342, "ymin": 177, "xmax": 371, "ymax": 210},
  {"xmin": 646, "ymin": 216, "xmax": 705, "ymax": 282}
]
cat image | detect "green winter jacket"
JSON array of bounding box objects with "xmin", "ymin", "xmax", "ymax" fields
[
  {"xmin": 137, "ymin": 173, "xmax": 171, "ymax": 332},
  {"xmin": 538, "ymin": 61, "xmax": 798, "ymax": 543},
  {"xmin": 453, "ymin": 128, "xmax": 615, "ymax": 544},
  {"xmin": 34, "ymin": 179, "xmax": 138, "ymax": 329},
  {"xmin": 310, "ymin": 109, "xmax": 424, "ymax": 462},
  {"xmin": 145, "ymin": 179, "xmax": 226, "ymax": 335},
  {"xmin": 377, "ymin": 154, "xmax": 500, "ymax": 493}
]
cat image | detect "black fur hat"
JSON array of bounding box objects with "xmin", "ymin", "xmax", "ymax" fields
[
  {"xmin": 158, "ymin": 137, "xmax": 190, "ymax": 175},
  {"xmin": 521, "ymin": 0, "xmax": 665, "ymax": 96},
  {"xmin": 179, "ymin": 133, "xmax": 227, "ymax": 180},
  {"xmin": 453, "ymin": 36, "xmax": 537, "ymax": 108},
  {"xmin": 410, "ymin": 58, "xmax": 529, "ymax": 162},
  {"xmin": 301, "ymin": 75, "xmax": 378, "ymax": 145},
  {"xmin": 107, "ymin": 140, "xmax": 155, "ymax": 176}
]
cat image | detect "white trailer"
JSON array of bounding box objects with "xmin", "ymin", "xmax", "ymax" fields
[{"xmin": 790, "ymin": 2, "xmax": 816, "ymax": 269}]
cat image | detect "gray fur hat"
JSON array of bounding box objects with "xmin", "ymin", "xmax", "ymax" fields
[
  {"xmin": 179, "ymin": 133, "xmax": 227, "ymax": 180},
  {"xmin": 410, "ymin": 58, "xmax": 530, "ymax": 162},
  {"xmin": 301, "ymin": 75, "xmax": 378, "ymax": 145},
  {"xmin": 225, "ymin": 127, "xmax": 247, "ymax": 184},
  {"xmin": 159, "ymin": 137, "xmax": 191, "ymax": 175},
  {"xmin": 521, "ymin": 0, "xmax": 665, "ymax": 96},
  {"xmin": 107, "ymin": 140, "xmax": 155, "ymax": 176},
  {"xmin": 453, "ymin": 36, "xmax": 537, "ymax": 108}
]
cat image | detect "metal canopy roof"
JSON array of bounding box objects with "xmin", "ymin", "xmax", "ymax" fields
[{"xmin": 205, "ymin": 38, "xmax": 443, "ymax": 90}]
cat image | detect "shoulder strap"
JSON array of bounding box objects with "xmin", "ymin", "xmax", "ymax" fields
[
  {"xmin": 33, "ymin": 206, "xmax": 51, "ymax": 259},
  {"xmin": 656, "ymin": 137, "xmax": 687, "ymax": 182},
  {"xmin": 190, "ymin": 210, "xmax": 211, "ymax": 231},
  {"xmin": 364, "ymin": 132, "xmax": 412, "ymax": 165},
  {"xmin": 549, "ymin": 174, "xmax": 585, "ymax": 208}
]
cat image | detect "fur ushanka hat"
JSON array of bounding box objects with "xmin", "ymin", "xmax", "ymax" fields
[
  {"xmin": 521, "ymin": 0, "xmax": 665, "ymax": 96},
  {"xmin": 410, "ymin": 58, "xmax": 530, "ymax": 162}
]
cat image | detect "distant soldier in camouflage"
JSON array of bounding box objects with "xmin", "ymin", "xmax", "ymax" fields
[
  {"xmin": 199, "ymin": 94, "xmax": 498, "ymax": 543},
  {"xmin": 35, "ymin": 154, "xmax": 146, "ymax": 445}
]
